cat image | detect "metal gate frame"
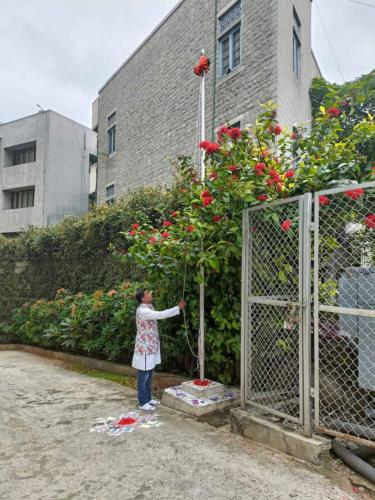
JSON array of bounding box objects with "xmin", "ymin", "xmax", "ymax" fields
[
  {"xmin": 313, "ymin": 181, "xmax": 375, "ymax": 447},
  {"xmin": 241, "ymin": 194, "xmax": 312, "ymax": 437}
]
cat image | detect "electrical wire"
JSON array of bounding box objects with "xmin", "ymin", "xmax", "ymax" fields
[
  {"xmin": 347, "ymin": 0, "xmax": 375, "ymax": 8},
  {"xmin": 314, "ymin": 0, "xmax": 346, "ymax": 83}
]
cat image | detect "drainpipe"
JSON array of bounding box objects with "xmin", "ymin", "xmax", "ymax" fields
[{"xmin": 211, "ymin": 0, "xmax": 218, "ymax": 141}]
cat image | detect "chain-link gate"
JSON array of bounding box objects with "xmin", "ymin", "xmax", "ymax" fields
[
  {"xmin": 241, "ymin": 194, "xmax": 312, "ymax": 436},
  {"xmin": 242, "ymin": 181, "xmax": 375, "ymax": 446},
  {"xmin": 314, "ymin": 182, "xmax": 375, "ymax": 448}
]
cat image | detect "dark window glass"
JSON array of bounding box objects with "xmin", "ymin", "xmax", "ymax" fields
[{"xmin": 10, "ymin": 188, "xmax": 35, "ymax": 209}]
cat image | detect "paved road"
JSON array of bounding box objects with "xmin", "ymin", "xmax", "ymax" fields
[{"xmin": 0, "ymin": 351, "xmax": 353, "ymax": 500}]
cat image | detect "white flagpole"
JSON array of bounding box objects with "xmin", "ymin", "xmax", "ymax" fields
[{"xmin": 199, "ymin": 50, "xmax": 205, "ymax": 380}]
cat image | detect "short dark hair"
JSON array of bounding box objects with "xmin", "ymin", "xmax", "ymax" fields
[{"xmin": 136, "ymin": 288, "xmax": 146, "ymax": 304}]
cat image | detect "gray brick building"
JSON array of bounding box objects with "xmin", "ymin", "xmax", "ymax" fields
[{"xmin": 94, "ymin": 0, "xmax": 320, "ymax": 204}]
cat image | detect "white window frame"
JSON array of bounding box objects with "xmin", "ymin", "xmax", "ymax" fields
[
  {"xmin": 105, "ymin": 183, "xmax": 115, "ymax": 204},
  {"xmin": 107, "ymin": 110, "xmax": 117, "ymax": 156},
  {"xmin": 292, "ymin": 7, "xmax": 301, "ymax": 79},
  {"xmin": 219, "ymin": 24, "xmax": 241, "ymax": 78}
]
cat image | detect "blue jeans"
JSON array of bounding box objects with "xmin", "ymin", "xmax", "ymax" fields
[{"xmin": 137, "ymin": 369, "xmax": 153, "ymax": 406}]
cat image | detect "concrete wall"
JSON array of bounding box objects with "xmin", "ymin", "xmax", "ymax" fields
[
  {"xmin": 0, "ymin": 111, "xmax": 97, "ymax": 233},
  {"xmin": 276, "ymin": 0, "xmax": 316, "ymax": 130},
  {"xmin": 96, "ymin": 0, "xmax": 315, "ymax": 203}
]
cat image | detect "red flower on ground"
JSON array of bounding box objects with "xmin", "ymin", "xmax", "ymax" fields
[
  {"xmin": 129, "ymin": 230, "xmax": 136, "ymax": 236},
  {"xmin": 202, "ymin": 196, "xmax": 214, "ymax": 206},
  {"xmin": 199, "ymin": 140, "xmax": 220, "ymax": 154},
  {"xmin": 281, "ymin": 219, "xmax": 292, "ymax": 232},
  {"xmin": 132, "ymin": 223, "xmax": 139, "ymax": 229},
  {"xmin": 285, "ymin": 170, "xmax": 295, "ymax": 178},
  {"xmin": 162, "ymin": 221, "xmax": 172, "ymax": 227},
  {"xmin": 149, "ymin": 236, "xmax": 158, "ymax": 244},
  {"xmin": 319, "ymin": 195, "xmax": 331, "ymax": 206},
  {"xmin": 212, "ymin": 215, "xmax": 221, "ymax": 222},
  {"xmin": 118, "ymin": 417, "xmax": 137, "ymax": 426},
  {"xmin": 257, "ymin": 194, "xmax": 268, "ymax": 201},
  {"xmin": 185, "ymin": 225, "xmax": 195, "ymax": 232},
  {"xmin": 228, "ymin": 165, "xmax": 238, "ymax": 172},
  {"xmin": 171, "ymin": 211, "xmax": 178, "ymax": 217},
  {"xmin": 209, "ymin": 171, "xmax": 218, "ymax": 180},
  {"xmin": 161, "ymin": 232, "xmax": 170, "ymax": 239},
  {"xmin": 327, "ymin": 106, "xmax": 341, "ymax": 118},
  {"xmin": 345, "ymin": 188, "xmax": 364, "ymax": 200},
  {"xmin": 364, "ymin": 214, "xmax": 375, "ymax": 229}
]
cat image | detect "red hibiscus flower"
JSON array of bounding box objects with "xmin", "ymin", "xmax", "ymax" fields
[
  {"xmin": 129, "ymin": 230, "xmax": 136, "ymax": 236},
  {"xmin": 285, "ymin": 170, "xmax": 295, "ymax": 178},
  {"xmin": 257, "ymin": 194, "xmax": 268, "ymax": 201},
  {"xmin": 281, "ymin": 220, "xmax": 292, "ymax": 232},
  {"xmin": 228, "ymin": 165, "xmax": 238, "ymax": 172},
  {"xmin": 364, "ymin": 214, "xmax": 375, "ymax": 228},
  {"xmin": 202, "ymin": 196, "xmax": 214, "ymax": 206},
  {"xmin": 209, "ymin": 171, "xmax": 218, "ymax": 180},
  {"xmin": 212, "ymin": 215, "xmax": 221, "ymax": 222},
  {"xmin": 171, "ymin": 211, "xmax": 178, "ymax": 217},
  {"xmin": 162, "ymin": 221, "xmax": 172, "ymax": 227},
  {"xmin": 345, "ymin": 188, "xmax": 364, "ymax": 200},
  {"xmin": 199, "ymin": 140, "xmax": 220, "ymax": 154},
  {"xmin": 186, "ymin": 225, "xmax": 195, "ymax": 232},
  {"xmin": 161, "ymin": 232, "xmax": 170, "ymax": 239},
  {"xmin": 132, "ymin": 223, "xmax": 139, "ymax": 229},
  {"xmin": 148, "ymin": 236, "xmax": 158, "ymax": 244},
  {"xmin": 327, "ymin": 106, "xmax": 341, "ymax": 118},
  {"xmin": 319, "ymin": 195, "xmax": 331, "ymax": 206}
]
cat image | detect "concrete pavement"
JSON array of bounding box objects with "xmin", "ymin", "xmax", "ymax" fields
[{"xmin": 0, "ymin": 351, "xmax": 354, "ymax": 500}]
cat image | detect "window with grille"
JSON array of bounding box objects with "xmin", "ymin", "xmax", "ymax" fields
[
  {"xmin": 219, "ymin": 2, "xmax": 241, "ymax": 77},
  {"xmin": 106, "ymin": 184, "xmax": 115, "ymax": 204},
  {"xmin": 13, "ymin": 147, "xmax": 36, "ymax": 165},
  {"xmin": 10, "ymin": 188, "xmax": 35, "ymax": 209},
  {"xmin": 292, "ymin": 7, "xmax": 301, "ymax": 78}
]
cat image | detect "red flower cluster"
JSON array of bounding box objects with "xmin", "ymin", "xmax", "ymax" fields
[
  {"xmin": 199, "ymin": 140, "xmax": 220, "ymax": 155},
  {"xmin": 327, "ymin": 106, "xmax": 341, "ymax": 118},
  {"xmin": 132, "ymin": 223, "xmax": 139, "ymax": 229},
  {"xmin": 193, "ymin": 55, "xmax": 210, "ymax": 76},
  {"xmin": 209, "ymin": 171, "xmax": 218, "ymax": 180},
  {"xmin": 171, "ymin": 211, "xmax": 178, "ymax": 217},
  {"xmin": 281, "ymin": 219, "xmax": 292, "ymax": 232},
  {"xmin": 269, "ymin": 169, "xmax": 281, "ymax": 183},
  {"xmin": 345, "ymin": 188, "xmax": 364, "ymax": 200},
  {"xmin": 319, "ymin": 195, "xmax": 331, "ymax": 206},
  {"xmin": 161, "ymin": 232, "xmax": 170, "ymax": 239},
  {"xmin": 254, "ymin": 162, "xmax": 266, "ymax": 176},
  {"xmin": 129, "ymin": 229, "xmax": 136, "ymax": 236},
  {"xmin": 257, "ymin": 194, "xmax": 268, "ymax": 201},
  {"xmin": 149, "ymin": 236, "xmax": 158, "ymax": 244},
  {"xmin": 185, "ymin": 225, "xmax": 195, "ymax": 232},
  {"xmin": 291, "ymin": 132, "xmax": 298, "ymax": 140},
  {"xmin": 228, "ymin": 165, "xmax": 238, "ymax": 172},
  {"xmin": 212, "ymin": 215, "xmax": 221, "ymax": 222},
  {"xmin": 285, "ymin": 170, "xmax": 295, "ymax": 178},
  {"xmin": 193, "ymin": 379, "xmax": 210, "ymax": 387},
  {"xmin": 364, "ymin": 214, "xmax": 375, "ymax": 229},
  {"xmin": 162, "ymin": 221, "xmax": 172, "ymax": 227},
  {"xmin": 269, "ymin": 124, "xmax": 282, "ymax": 135},
  {"xmin": 217, "ymin": 125, "xmax": 241, "ymax": 142},
  {"xmin": 201, "ymin": 189, "xmax": 214, "ymax": 206}
]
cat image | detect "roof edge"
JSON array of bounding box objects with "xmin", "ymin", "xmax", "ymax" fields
[{"xmin": 98, "ymin": 0, "xmax": 186, "ymax": 93}]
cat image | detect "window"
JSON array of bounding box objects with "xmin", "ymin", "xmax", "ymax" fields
[
  {"xmin": 89, "ymin": 154, "xmax": 97, "ymax": 166},
  {"xmin": 106, "ymin": 184, "xmax": 115, "ymax": 204},
  {"xmin": 107, "ymin": 111, "xmax": 117, "ymax": 155},
  {"xmin": 10, "ymin": 188, "xmax": 35, "ymax": 209},
  {"xmin": 219, "ymin": 2, "xmax": 241, "ymax": 77},
  {"xmin": 292, "ymin": 7, "xmax": 301, "ymax": 78},
  {"xmin": 13, "ymin": 147, "xmax": 36, "ymax": 165},
  {"xmin": 230, "ymin": 121, "xmax": 241, "ymax": 129}
]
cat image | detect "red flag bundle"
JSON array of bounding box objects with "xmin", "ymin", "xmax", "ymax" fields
[{"xmin": 193, "ymin": 55, "xmax": 210, "ymax": 76}]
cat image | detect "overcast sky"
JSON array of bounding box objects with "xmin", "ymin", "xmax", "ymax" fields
[{"xmin": 1, "ymin": 0, "xmax": 374, "ymax": 127}]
